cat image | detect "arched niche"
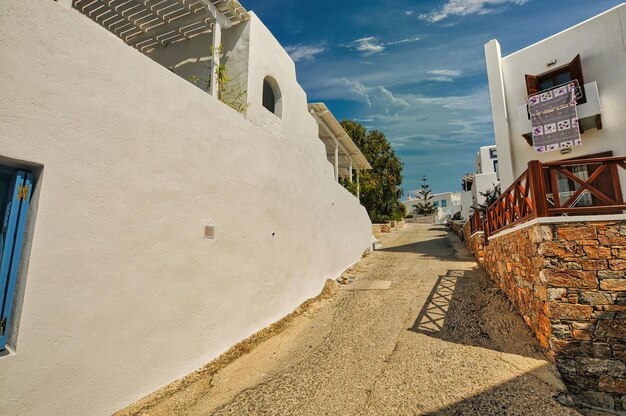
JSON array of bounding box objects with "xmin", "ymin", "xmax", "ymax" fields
[{"xmin": 262, "ymin": 76, "xmax": 282, "ymax": 118}]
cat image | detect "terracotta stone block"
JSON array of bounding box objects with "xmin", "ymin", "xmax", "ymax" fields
[
  {"xmin": 603, "ymin": 305, "xmax": 626, "ymax": 312},
  {"xmin": 558, "ymin": 226, "xmax": 597, "ymax": 241},
  {"xmin": 539, "ymin": 241, "xmax": 576, "ymax": 257},
  {"xmin": 543, "ymin": 270, "xmax": 598, "ymax": 288},
  {"xmin": 610, "ymin": 260, "xmax": 626, "ymax": 271},
  {"xmin": 572, "ymin": 329, "xmax": 593, "ymax": 341},
  {"xmin": 572, "ymin": 322, "xmax": 595, "ymax": 331},
  {"xmin": 549, "ymin": 302, "xmax": 593, "ymax": 320},
  {"xmin": 599, "ymin": 376, "xmax": 626, "ymax": 394},
  {"xmin": 581, "ymin": 260, "xmax": 608, "ymax": 271},
  {"xmin": 599, "ymin": 237, "xmax": 626, "ymax": 246},
  {"xmin": 595, "ymin": 320, "xmax": 626, "ymax": 339},
  {"xmin": 600, "ymin": 280, "xmax": 626, "ymax": 291},
  {"xmin": 578, "ymin": 239, "xmax": 600, "ymax": 246},
  {"xmin": 584, "ymin": 246, "xmax": 612, "ymax": 259},
  {"xmin": 612, "ymin": 248, "xmax": 626, "ymax": 259}
]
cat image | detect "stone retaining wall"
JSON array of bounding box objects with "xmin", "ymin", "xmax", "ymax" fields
[
  {"xmin": 482, "ymin": 220, "xmax": 626, "ymax": 411},
  {"xmin": 405, "ymin": 216, "xmax": 436, "ymax": 224},
  {"xmin": 462, "ymin": 220, "xmax": 485, "ymax": 263},
  {"xmin": 449, "ymin": 220, "xmax": 465, "ymax": 236}
]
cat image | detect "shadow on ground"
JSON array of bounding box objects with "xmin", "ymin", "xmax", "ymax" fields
[
  {"xmin": 421, "ymin": 372, "xmax": 575, "ymax": 416},
  {"xmin": 380, "ymin": 227, "xmax": 457, "ymax": 260},
  {"xmin": 409, "ymin": 268, "xmax": 548, "ymax": 360}
]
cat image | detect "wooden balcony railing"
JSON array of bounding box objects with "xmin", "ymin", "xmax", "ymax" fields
[
  {"xmin": 484, "ymin": 156, "xmax": 626, "ymax": 241},
  {"xmin": 469, "ymin": 208, "xmax": 485, "ymax": 234}
]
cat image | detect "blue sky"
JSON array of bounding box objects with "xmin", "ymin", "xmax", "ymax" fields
[{"xmin": 240, "ymin": 0, "xmax": 623, "ymax": 195}]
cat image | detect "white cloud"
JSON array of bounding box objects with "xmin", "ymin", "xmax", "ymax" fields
[
  {"xmin": 284, "ymin": 44, "xmax": 326, "ymax": 62},
  {"xmin": 346, "ymin": 36, "xmax": 422, "ymax": 55},
  {"xmin": 427, "ymin": 69, "xmax": 462, "ymax": 81},
  {"xmin": 387, "ymin": 36, "xmax": 422, "ymax": 45},
  {"xmin": 322, "ymin": 78, "xmax": 410, "ymax": 115},
  {"xmin": 405, "ymin": 10, "xmax": 415, "ymax": 15},
  {"xmin": 346, "ymin": 37, "xmax": 386, "ymax": 55},
  {"xmin": 420, "ymin": 0, "xmax": 530, "ymax": 23}
]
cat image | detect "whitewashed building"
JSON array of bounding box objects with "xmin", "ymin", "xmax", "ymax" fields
[
  {"xmin": 309, "ymin": 103, "xmax": 372, "ymax": 198},
  {"xmin": 404, "ymin": 191, "xmax": 461, "ymax": 223},
  {"xmin": 485, "ymin": 3, "xmax": 626, "ymax": 193},
  {"xmin": 472, "ymin": 145, "xmax": 500, "ymax": 208},
  {"xmin": 456, "ymin": 145, "xmax": 499, "ymax": 219},
  {"xmin": 0, "ymin": 1, "xmax": 373, "ymax": 415}
]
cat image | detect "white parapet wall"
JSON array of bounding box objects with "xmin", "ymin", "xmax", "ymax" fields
[{"xmin": 0, "ymin": 1, "xmax": 372, "ymax": 415}]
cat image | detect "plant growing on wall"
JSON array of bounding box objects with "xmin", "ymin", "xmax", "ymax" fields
[
  {"xmin": 479, "ymin": 184, "xmax": 501, "ymax": 209},
  {"xmin": 412, "ymin": 176, "xmax": 437, "ymax": 217},
  {"xmin": 339, "ymin": 120, "xmax": 405, "ymax": 223},
  {"xmin": 188, "ymin": 44, "xmax": 249, "ymax": 114}
]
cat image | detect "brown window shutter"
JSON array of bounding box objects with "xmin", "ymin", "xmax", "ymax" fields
[
  {"xmin": 525, "ymin": 74, "xmax": 539, "ymax": 96},
  {"xmin": 569, "ymin": 54, "xmax": 587, "ymax": 104}
]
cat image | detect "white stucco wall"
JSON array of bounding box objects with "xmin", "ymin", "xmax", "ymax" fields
[
  {"xmin": 476, "ymin": 145, "xmax": 498, "ymax": 175},
  {"xmin": 485, "ymin": 4, "xmax": 626, "ymax": 190},
  {"xmin": 460, "ymin": 191, "xmax": 473, "ymax": 220},
  {"xmin": 0, "ymin": 2, "xmax": 372, "ymax": 415},
  {"xmin": 472, "ymin": 172, "xmax": 499, "ymax": 208}
]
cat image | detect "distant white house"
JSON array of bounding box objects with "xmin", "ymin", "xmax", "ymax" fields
[
  {"xmin": 403, "ymin": 191, "xmax": 461, "ymax": 223},
  {"xmin": 485, "ymin": 3, "xmax": 626, "ymax": 193},
  {"xmin": 0, "ymin": 1, "xmax": 373, "ymax": 415},
  {"xmin": 457, "ymin": 145, "xmax": 500, "ymax": 219},
  {"xmin": 472, "ymin": 145, "xmax": 500, "ymax": 208}
]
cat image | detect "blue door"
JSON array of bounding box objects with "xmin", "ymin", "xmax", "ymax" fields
[{"xmin": 0, "ymin": 170, "xmax": 33, "ymax": 350}]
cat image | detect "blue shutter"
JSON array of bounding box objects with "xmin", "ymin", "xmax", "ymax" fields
[{"xmin": 0, "ymin": 171, "xmax": 32, "ymax": 350}]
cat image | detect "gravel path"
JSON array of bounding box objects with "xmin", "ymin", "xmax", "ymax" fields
[{"xmin": 126, "ymin": 224, "xmax": 580, "ymax": 415}]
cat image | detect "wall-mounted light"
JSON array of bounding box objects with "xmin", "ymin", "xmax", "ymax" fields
[
  {"xmin": 547, "ymin": 59, "xmax": 557, "ymax": 67},
  {"xmin": 560, "ymin": 147, "xmax": 573, "ymax": 155}
]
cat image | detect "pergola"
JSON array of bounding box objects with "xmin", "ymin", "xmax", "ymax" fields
[
  {"xmin": 308, "ymin": 103, "xmax": 372, "ymax": 199},
  {"xmin": 65, "ymin": 0, "xmax": 248, "ymax": 95}
]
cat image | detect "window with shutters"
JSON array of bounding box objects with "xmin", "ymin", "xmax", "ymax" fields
[
  {"xmin": 0, "ymin": 166, "xmax": 35, "ymax": 352},
  {"xmin": 525, "ymin": 54, "xmax": 587, "ymax": 104}
]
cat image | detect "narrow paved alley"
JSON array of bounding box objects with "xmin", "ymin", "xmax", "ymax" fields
[{"xmin": 122, "ymin": 224, "xmax": 579, "ymax": 416}]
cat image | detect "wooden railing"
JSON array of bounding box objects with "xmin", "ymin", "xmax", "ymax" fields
[
  {"xmin": 469, "ymin": 208, "xmax": 485, "ymax": 234},
  {"xmin": 484, "ymin": 156, "xmax": 626, "ymax": 241}
]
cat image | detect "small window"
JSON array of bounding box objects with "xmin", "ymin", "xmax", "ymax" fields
[
  {"xmin": 489, "ymin": 148, "xmax": 498, "ymax": 159},
  {"xmin": 433, "ymin": 201, "xmax": 439, "ymax": 208},
  {"xmin": 441, "ymin": 200, "xmax": 447, "ymax": 208},
  {"xmin": 262, "ymin": 76, "xmax": 282, "ymax": 118},
  {"xmin": 0, "ymin": 168, "xmax": 34, "ymax": 351},
  {"xmin": 525, "ymin": 54, "xmax": 586, "ymax": 104}
]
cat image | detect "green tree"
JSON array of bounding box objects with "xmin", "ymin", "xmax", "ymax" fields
[
  {"xmin": 479, "ymin": 184, "xmax": 501, "ymax": 209},
  {"xmin": 340, "ymin": 120, "xmax": 405, "ymax": 223},
  {"xmin": 413, "ymin": 176, "xmax": 437, "ymax": 217}
]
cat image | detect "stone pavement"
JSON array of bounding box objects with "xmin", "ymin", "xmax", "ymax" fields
[{"xmin": 121, "ymin": 224, "xmax": 580, "ymax": 415}]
